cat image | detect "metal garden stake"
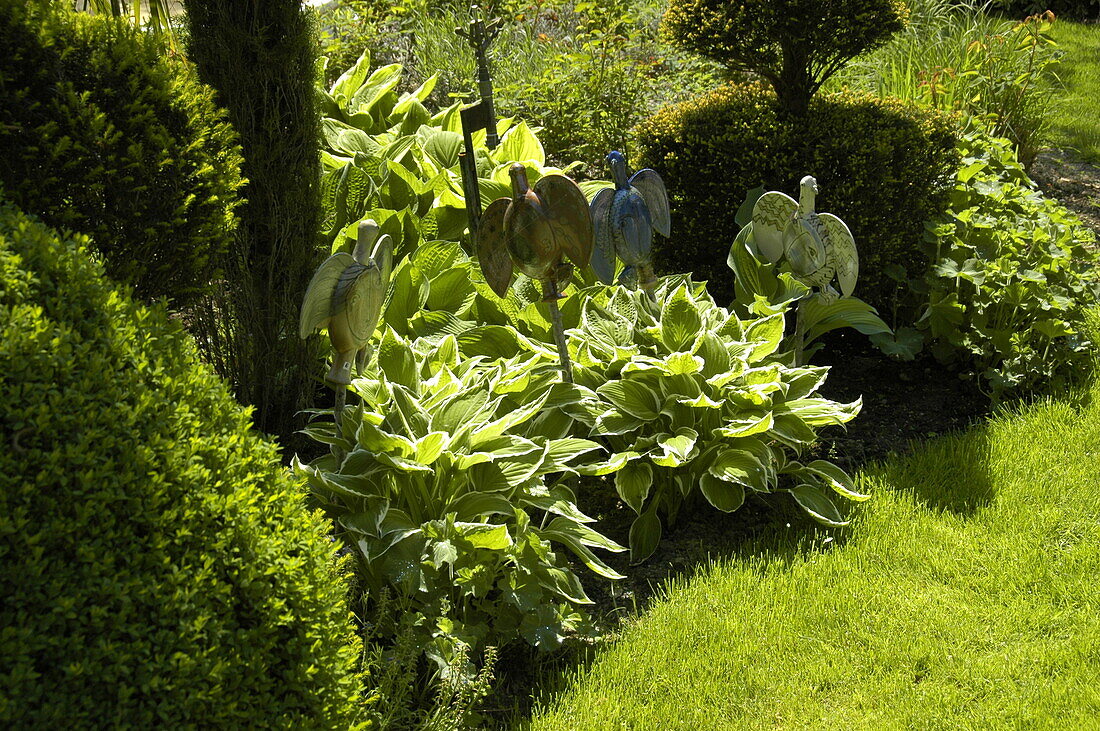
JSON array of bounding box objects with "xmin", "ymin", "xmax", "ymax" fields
[{"xmin": 456, "ymin": 5, "xmax": 502, "ymax": 239}]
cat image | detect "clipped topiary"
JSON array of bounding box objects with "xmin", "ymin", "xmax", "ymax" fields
[
  {"xmin": 0, "ymin": 1, "xmax": 243, "ymax": 307},
  {"xmin": 634, "ymin": 82, "xmax": 959, "ymax": 310},
  {"xmin": 662, "ymin": 0, "xmax": 908, "ymax": 116},
  {"xmin": 0, "ymin": 203, "xmax": 366, "ymax": 727}
]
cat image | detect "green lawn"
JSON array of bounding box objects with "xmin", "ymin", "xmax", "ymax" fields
[
  {"xmin": 525, "ymin": 382, "xmax": 1100, "ymax": 729},
  {"xmin": 1050, "ymin": 20, "xmax": 1100, "ymax": 162}
]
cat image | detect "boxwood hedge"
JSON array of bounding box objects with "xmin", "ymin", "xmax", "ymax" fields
[{"xmin": 0, "ymin": 204, "xmax": 366, "ymax": 727}]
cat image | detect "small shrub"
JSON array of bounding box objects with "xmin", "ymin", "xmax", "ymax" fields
[
  {"xmin": 0, "ymin": 204, "xmax": 365, "ymax": 727},
  {"xmin": 916, "ymin": 128, "xmax": 1100, "ymax": 398},
  {"xmin": 662, "ymin": 0, "xmax": 908, "ymax": 115},
  {"xmin": 634, "ymin": 82, "xmax": 959, "ymax": 311},
  {"xmin": 0, "ymin": 1, "xmax": 243, "ymax": 307}
]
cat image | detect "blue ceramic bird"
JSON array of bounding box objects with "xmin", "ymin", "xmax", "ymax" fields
[{"xmin": 589, "ymin": 151, "xmax": 671, "ymax": 293}]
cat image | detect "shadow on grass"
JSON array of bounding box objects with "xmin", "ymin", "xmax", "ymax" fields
[{"xmin": 866, "ymin": 426, "xmax": 996, "ymax": 516}]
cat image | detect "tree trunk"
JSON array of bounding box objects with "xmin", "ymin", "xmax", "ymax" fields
[{"xmin": 776, "ymin": 43, "xmax": 815, "ymax": 118}]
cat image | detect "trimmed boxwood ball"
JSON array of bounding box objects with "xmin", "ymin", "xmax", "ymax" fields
[
  {"xmin": 662, "ymin": 0, "xmax": 908, "ymax": 116},
  {"xmin": 0, "ymin": 204, "xmax": 366, "ymax": 727},
  {"xmin": 634, "ymin": 82, "xmax": 960, "ymax": 310},
  {"xmin": 0, "ymin": 1, "xmax": 243, "ymax": 307}
]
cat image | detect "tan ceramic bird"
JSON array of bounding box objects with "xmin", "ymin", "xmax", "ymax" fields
[
  {"xmin": 476, "ymin": 163, "xmax": 593, "ymax": 382},
  {"xmin": 477, "ymin": 163, "xmax": 594, "ymax": 302},
  {"xmin": 300, "ymin": 219, "xmax": 393, "ymax": 388}
]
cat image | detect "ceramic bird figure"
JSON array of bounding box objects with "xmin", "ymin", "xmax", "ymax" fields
[
  {"xmin": 300, "ymin": 219, "xmax": 393, "ymax": 388},
  {"xmin": 589, "ymin": 151, "xmax": 671, "ymax": 294},
  {"xmin": 477, "ymin": 163, "xmax": 594, "ymax": 382},
  {"xmin": 750, "ymin": 175, "xmax": 858, "ymax": 299}
]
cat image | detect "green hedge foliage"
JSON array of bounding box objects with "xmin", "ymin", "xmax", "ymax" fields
[
  {"xmin": 634, "ymin": 82, "xmax": 959, "ymax": 311},
  {"xmin": 0, "ymin": 204, "xmax": 366, "ymax": 727},
  {"xmin": 0, "ymin": 2, "xmax": 243, "ymax": 308}
]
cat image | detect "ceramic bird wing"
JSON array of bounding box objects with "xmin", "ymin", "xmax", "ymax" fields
[
  {"xmin": 627, "ymin": 168, "xmax": 670, "ymax": 238},
  {"xmin": 477, "ymin": 197, "xmax": 514, "ymax": 298},
  {"xmin": 819, "ymin": 213, "xmax": 858, "ymax": 297},
  {"xmin": 299, "ymin": 251, "xmax": 356, "ymax": 338},
  {"xmin": 371, "ymin": 231, "xmax": 394, "ymax": 292},
  {"xmin": 341, "ymin": 230, "xmax": 393, "ymax": 343},
  {"xmin": 751, "ymin": 191, "xmax": 798, "ymax": 264},
  {"xmin": 589, "ymin": 187, "xmax": 617, "ymax": 285},
  {"xmin": 340, "ymin": 264, "xmax": 387, "ymax": 343},
  {"xmin": 533, "ymin": 174, "xmax": 594, "ymax": 270}
]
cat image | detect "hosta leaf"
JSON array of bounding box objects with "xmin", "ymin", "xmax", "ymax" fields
[
  {"xmin": 782, "ymin": 397, "xmax": 861, "ymax": 427},
  {"xmin": 629, "ymin": 509, "xmax": 662, "ymax": 564},
  {"xmin": 521, "ymin": 485, "xmax": 594, "ymax": 524},
  {"xmin": 660, "ymin": 285, "xmax": 702, "ymax": 351},
  {"xmin": 769, "ymin": 414, "xmax": 818, "ymax": 447},
  {"xmin": 664, "ymin": 351, "xmax": 703, "ymax": 374},
  {"xmin": 539, "ymin": 526, "xmax": 625, "ymax": 580},
  {"xmin": 652, "ymin": 427, "xmax": 699, "ymax": 468},
  {"xmin": 803, "ymin": 460, "xmax": 870, "ymax": 501},
  {"xmin": 801, "ymin": 296, "xmax": 891, "ymax": 344},
  {"xmin": 744, "ymin": 312, "xmax": 785, "ymax": 362},
  {"xmin": 470, "ymin": 389, "xmax": 549, "ymax": 446},
  {"xmin": 699, "ymin": 473, "xmax": 746, "ymax": 512},
  {"xmin": 431, "ymin": 388, "xmax": 492, "ymax": 434},
  {"xmin": 715, "ymin": 412, "xmax": 773, "ymax": 438},
  {"xmin": 677, "ymin": 393, "xmax": 725, "ymax": 409},
  {"xmin": 575, "ymin": 450, "xmax": 641, "ymax": 476},
  {"xmin": 413, "ymin": 431, "xmax": 448, "ymax": 465},
  {"xmin": 708, "ymin": 448, "xmax": 768, "ymax": 492},
  {"xmin": 545, "ymin": 438, "xmax": 604, "ymax": 468},
  {"xmin": 536, "ymin": 567, "xmax": 592, "ymax": 606},
  {"xmin": 782, "ymin": 366, "xmax": 831, "ymax": 400},
  {"xmin": 615, "ymin": 460, "xmax": 653, "ymax": 513},
  {"xmin": 497, "ymin": 121, "xmax": 545, "ymax": 165},
  {"xmin": 375, "ymin": 452, "xmax": 435, "ymax": 473},
  {"xmin": 790, "ymin": 483, "xmax": 849, "ymax": 526},
  {"xmin": 374, "ymin": 327, "xmax": 415, "ymax": 391},
  {"xmin": 456, "ymin": 522, "xmax": 512, "ymax": 550},
  {"xmin": 450, "ymin": 492, "xmax": 515, "ymax": 520},
  {"xmin": 597, "ymin": 379, "xmax": 661, "ymax": 420}
]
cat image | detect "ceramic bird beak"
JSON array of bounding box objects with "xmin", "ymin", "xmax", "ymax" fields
[{"xmin": 800, "ymin": 175, "xmax": 819, "ymax": 195}]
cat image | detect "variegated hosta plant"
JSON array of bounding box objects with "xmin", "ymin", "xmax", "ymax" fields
[
  {"xmin": 564, "ymin": 278, "xmax": 867, "ymax": 562},
  {"xmin": 294, "ymin": 330, "xmax": 624, "ymax": 667}
]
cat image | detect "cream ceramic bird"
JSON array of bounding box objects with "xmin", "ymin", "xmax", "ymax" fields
[
  {"xmin": 300, "ymin": 219, "xmax": 393, "ymax": 388},
  {"xmin": 750, "ymin": 175, "xmax": 858, "ymax": 298}
]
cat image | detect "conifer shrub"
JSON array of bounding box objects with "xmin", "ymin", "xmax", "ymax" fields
[
  {"xmin": 634, "ymin": 82, "xmax": 959, "ymax": 310},
  {"xmin": 0, "ymin": 204, "xmax": 365, "ymax": 727},
  {"xmin": 183, "ymin": 0, "xmax": 324, "ymax": 447},
  {"xmin": 0, "ymin": 1, "xmax": 243, "ymax": 307}
]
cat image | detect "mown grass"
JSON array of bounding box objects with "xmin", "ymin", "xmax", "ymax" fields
[
  {"xmin": 524, "ymin": 382, "xmax": 1100, "ymax": 729},
  {"xmin": 1049, "ymin": 20, "xmax": 1100, "ymax": 162}
]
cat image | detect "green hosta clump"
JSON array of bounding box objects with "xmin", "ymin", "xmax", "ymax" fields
[
  {"xmin": 295, "ymin": 330, "xmax": 624, "ymax": 666},
  {"xmin": 563, "ymin": 279, "xmax": 866, "ymax": 561},
  {"xmin": 919, "ymin": 129, "xmax": 1100, "ymax": 398}
]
